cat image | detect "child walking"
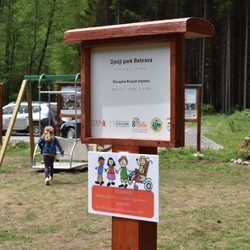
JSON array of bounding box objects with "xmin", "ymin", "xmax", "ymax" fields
[{"xmin": 38, "ymin": 126, "xmax": 64, "ymax": 185}]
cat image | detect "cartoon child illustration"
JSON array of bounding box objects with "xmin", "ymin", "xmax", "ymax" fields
[
  {"xmin": 106, "ymin": 157, "xmax": 116, "ymax": 187},
  {"xmin": 129, "ymin": 156, "xmax": 150, "ymax": 183},
  {"xmin": 95, "ymin": 156, "xmax": 105, "ymax": 185},
  {"xmin": 137, "ymin": 156, "xmax": 147, "ymax": 175},
  {"xmin": 117, "ymin": 156, "xmax": 129, "ymax": 188}
]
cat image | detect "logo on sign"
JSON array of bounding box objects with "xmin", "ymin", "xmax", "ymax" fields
[
  {"xmin": 132, "ymin": 117, "xmax": 147, "ymax": 133},
  {"xmin": 91, "ymin": 120, "xmax": 106, "ymax": 127},
  {"xmin": 150, "ymin": 117, "xmax": 162, "ymax": 133}
]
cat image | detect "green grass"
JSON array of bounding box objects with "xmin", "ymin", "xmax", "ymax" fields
[
  {"xmin": 201, "ymin": 111, "xmax": 250, "ymax": 151},
  {"xmin": 5, "ymin": 140, "xmax": 30, "ymax": 156},
  {"xmin": 157, "ymin": 112, "xmax": 250, "ymax": 249},
  {"xmin": 0, "ymin": 228, "xmax": 31, "ymax": 244},
  {"xmin": 1, "ymin": 111, "xmax": 250, "ymax": 249}
]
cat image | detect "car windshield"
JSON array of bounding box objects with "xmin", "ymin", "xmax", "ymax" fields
[
  {"xmin": 19, "ymin": 105, "xmax": 28, "ymax": 114},
  {"xmin": 3, "ymin": 106, "xmax": 14, "ymax": 115},
  {"xmin": 32, "ymin": 106, "xmax": 41, "ymax": 113}
]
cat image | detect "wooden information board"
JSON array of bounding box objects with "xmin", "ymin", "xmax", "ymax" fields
[{"xmin": 64, "ymin": 17, "xmax": 214, "ymax": 250}]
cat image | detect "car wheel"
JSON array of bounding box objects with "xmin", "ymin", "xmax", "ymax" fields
[
  {"xmin": 66, "ymin": 128, "xmax": 75, "ymax": 139},
  {"xmin": 33, "ymin": 122, "xmax": 43, "ymax": 137}
]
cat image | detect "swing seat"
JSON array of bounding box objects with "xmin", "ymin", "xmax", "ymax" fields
[{"xmin": 32, "ymin": 136, "xmax": 90, "ymax": 169}]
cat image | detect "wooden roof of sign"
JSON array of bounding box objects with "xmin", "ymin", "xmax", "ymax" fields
[{"xmin": 64, "ymin": 17, "xmax": 215, "ymax": 43}]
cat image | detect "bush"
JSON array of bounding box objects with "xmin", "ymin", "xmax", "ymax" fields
[{"xmin": 201, "ymin": 103, "xmax": 215, "ymax": 115}]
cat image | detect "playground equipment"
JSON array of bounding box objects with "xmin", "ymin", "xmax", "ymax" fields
[
  {"xmin": 25, "ymin": 73, "xmax": 81, "ymax": 137},
  {"xmin": 27, "ymin": 73, "xmax": 90, "ymax": 169},
  {"xmin": 32, "ymin": 137, "xmax": 89, "ymax": 169},
  {"xmin": 0, "ymin": 74, "xmax": 91, "ymax": 169}
]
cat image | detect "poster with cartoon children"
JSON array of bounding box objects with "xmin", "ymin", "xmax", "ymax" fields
[{"xmin": 88, "ymin": 151, "xmax": 159, "ymax": 222}]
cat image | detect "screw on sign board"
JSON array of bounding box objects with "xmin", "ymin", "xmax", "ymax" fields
[{"xmin": 64, "ymin": 17, "xmax": 214, "ymax": 250}]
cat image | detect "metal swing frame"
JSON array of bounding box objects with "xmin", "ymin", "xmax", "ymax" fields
[{"xmin": 25, "ymin": 73, "xmax": 89, "ymax": 169}]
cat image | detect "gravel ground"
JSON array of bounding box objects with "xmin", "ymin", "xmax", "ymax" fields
[
  {"xmin": 5, "ymin": 129, "xmax": 223, "ymax": 151},
  {"xmin": 185, "ymin": 127, "xmax": 223, "ymax": 150}
]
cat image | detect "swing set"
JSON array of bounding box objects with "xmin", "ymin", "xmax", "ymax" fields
[{"xmin": 0, "ymin": 73, "xmax": 89, "ymax": 169}]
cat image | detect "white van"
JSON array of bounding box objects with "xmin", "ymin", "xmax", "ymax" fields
[{"xmin": 2, "ymin": 102, "xmax": 58, "ymax": 136}]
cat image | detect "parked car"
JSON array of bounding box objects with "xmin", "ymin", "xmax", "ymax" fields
[
  {"xmin": 2, "ymin": 102, "xmax": 58, "ymax": 136},
  {"xmin": 60, "ymin": 119, "xmax": 81, "ymax": 139}
]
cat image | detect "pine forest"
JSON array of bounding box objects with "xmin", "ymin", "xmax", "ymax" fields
[{"xmin": 0, "ymin": 0, "xmax": 249, "ymax": 113}]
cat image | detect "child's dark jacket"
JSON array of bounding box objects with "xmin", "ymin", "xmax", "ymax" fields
[{"xmin": 38, "ymin": 137, "xmax": 64, "ymax": 155}]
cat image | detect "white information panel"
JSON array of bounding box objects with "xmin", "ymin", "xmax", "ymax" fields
[
  {"xmin": 60, "ymin": 86, "xmax": 81, "ymax": 116},
  {"xmin": 90, "ymin": 43, "xmax": 171, "ymax": 140},
  {"xmin": 185, "ymin": 88, "xmax": 197, "ymax": 119}
]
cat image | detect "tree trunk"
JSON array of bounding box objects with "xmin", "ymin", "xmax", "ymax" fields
[
  {"xmin": 201, "ymin": 0, "xmax": 207, "ymax": 87},
  {"xmin": 28, "ymin": 0, "xmax": 39, "ymax": 74},
  {"xmin": 225, "ymin": 6, "xmax": 231, "ymax": 113},
  {"xmin": 37, "ymin": 0, "xmax": 56, "ymax": 74},
  {"xmin": 243, "ymin": 0, "xmax": 249, "ymax": 109},
  {"xmin": 4, "ymin": 2, "xmax": 14, "ymax": 104},
  {"xmin": 175, "ymin": 0, "xmax": 178, "ymax": 18}
]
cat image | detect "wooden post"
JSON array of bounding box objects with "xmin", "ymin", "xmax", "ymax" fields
[
  {"xmin": 196, "ymin": 86, "xmax": 202, "ymax": 152},
  {"xmin": 112, "ymin": 145, "xmax": 157, "ymax": 250},
  {"xmin": 26, "ymin": 81, "xmax": 35, "ymax": 163},
  {"xmin": 0, "ymin": 83, "xmax": 3, "ymax": 145},
  {"xmin": 0, "ymin": 80, "xmax": 27, "ymax": 167},
  {"xmin": 112, "ymin": 217, "xmax": 157, "ymax": 250}
]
